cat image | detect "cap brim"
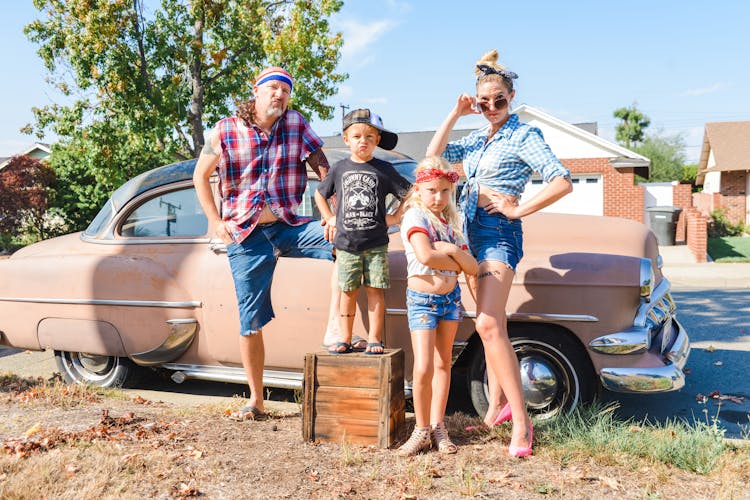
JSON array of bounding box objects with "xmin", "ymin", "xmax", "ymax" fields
[{"xmin": 378, "ymin": 130, "xmax": 398, "ymax": 150}]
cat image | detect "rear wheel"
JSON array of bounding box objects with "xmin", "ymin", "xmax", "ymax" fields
[
  {"xmin": 467, "ymin": 325, "xmax": 596, "ymax": 420},
  {"xmin": 54, "ymin": 350, "xmax": 135, "ymax": 388}
]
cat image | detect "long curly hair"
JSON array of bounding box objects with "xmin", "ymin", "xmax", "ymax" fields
[
  {"xmin": 475, "ymin": 49, "xmax": 516, "ymax": 91},
  {"xmin": 235, "ymin": 99, "xmax": 256, "ymax": 126},
  {"xmin": 403, "ymin": 156, "xmax": 464, "ymax": 242}
]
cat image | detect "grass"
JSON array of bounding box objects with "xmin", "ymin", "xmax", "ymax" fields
[
  {"xmin": 538, "ymin": 402, "xmax": 727, "ymax": 474},
  {"xmin": 708, "ymin": 235, "xmax": 750, "ymax": 262}
]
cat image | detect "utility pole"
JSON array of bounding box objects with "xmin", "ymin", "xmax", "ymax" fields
[{"xmin": 340, "ymin": 103, "xmax": 349, "ymax": 124}]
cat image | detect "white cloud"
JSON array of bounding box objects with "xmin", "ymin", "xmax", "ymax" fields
[
  {"xmin": 364, "ymin": 97, "xmax": 388, "ymax": 105},
  {"xmin": 683, "ymin": 83, "xmax": 723, "ymax": 96},
  {"xmin": 335, "ymin": 19, "xmax": 400, "ymax": 68}
]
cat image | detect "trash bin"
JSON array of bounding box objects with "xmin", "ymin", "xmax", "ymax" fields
[{"xmin": 646, "ymin": 206, "xmax": 683, "ymax": 246}]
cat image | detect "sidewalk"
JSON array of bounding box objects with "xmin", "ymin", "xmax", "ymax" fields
[{"xmin": 659, "ymin": 244, "xmax": 750, "ymax": 288}]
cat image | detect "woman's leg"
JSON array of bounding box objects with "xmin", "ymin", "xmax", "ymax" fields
[
  {"xmin": 430, "ymin": 320, "xmax": 458, "ymax": 425},
  {"xmin": 475, "ymin": 261, "xmax": 532, "ymax": 449},
  {"xmin": 410, "ymin": 328, "xmax": 436, "ymax": 428}
]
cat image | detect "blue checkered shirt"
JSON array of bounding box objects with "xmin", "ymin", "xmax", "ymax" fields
[{"xmin": 443, "ymin": 114, "xmax": 569, "ymax": 222}]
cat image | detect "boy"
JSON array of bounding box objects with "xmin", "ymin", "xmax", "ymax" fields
[{"xmin": 315, "ymin": 109, "xmax": 411, "ymax": 354}]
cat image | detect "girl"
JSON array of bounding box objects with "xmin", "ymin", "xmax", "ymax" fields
[
  {"xmin": 397, "ymin": 156, "xmax": 478, "ymax": 457},
  {"xmin": 426, "ymin": 49, "xmax": 572, "ymax": 457}
]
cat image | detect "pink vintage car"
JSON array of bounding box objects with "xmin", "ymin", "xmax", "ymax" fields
[{"xmin": 0, "ymin": 149, "xmax": 689, "ymax": 419}]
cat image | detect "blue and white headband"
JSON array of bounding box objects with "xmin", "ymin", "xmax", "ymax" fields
[{"xmin": 255, "ymin": 66, "xmax": 294, "ymax": 92}]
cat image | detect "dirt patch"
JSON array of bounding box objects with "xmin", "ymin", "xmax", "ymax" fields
[{"xmin": 0, "ymin": 379, "xmax": 748, "ymax": 498}]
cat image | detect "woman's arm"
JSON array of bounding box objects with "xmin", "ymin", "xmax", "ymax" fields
[
  {"xmin": 426, "ymin": 94, "xmax": 477, "ymax": 157},
  {"xmin": 498, "ymin": 175, "xmax": 572, "ymax": 219}
]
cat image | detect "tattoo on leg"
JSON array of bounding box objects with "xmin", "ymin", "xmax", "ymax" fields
[
  {"xmin": 477, "ymin": 269, "xmax": 503, "ymax": 279},
  {"xmin": 339, "ymin": 313, "xmax": 355, "ymax": 317}
]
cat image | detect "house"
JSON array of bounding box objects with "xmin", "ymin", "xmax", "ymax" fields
[
  {"xmin": 323, "ymin": 104, "xmax": 652, "ymax": 222},
  {"xmin": 694, "ymin": 121, "xmax": 750, "ymax": 227},
  {"xmin": 0, "ymin": 143, "xmax": 52, "ymax": 171}
]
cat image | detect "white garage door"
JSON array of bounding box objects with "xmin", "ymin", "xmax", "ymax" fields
[{"xmin": 522, "ymin": 174, "xmax": 603, "ymax": 215}]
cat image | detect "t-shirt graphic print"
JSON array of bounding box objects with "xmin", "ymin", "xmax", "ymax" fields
[{"xmin": 342, "ymin": 170, "xmax": 379, "ymax": 231}]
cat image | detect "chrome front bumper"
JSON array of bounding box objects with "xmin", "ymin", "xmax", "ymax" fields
[{"xmin": 599, "ymin": 318, "xmax": 690, "ymax": 393}]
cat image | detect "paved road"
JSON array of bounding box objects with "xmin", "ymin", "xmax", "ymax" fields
[
  {"xmin": 602, "ymin": 286, "xmax": 750, "ymax": 439},
  {"xmin": 2, "ymin": 286, "xmax": 750, "ymax": 437}
]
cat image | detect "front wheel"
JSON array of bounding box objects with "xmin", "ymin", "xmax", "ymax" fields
[
  {"xmin": 467, "ymin": 325, "xmax": 597, "ymax": 420},
  {"xmin": 54, "ymin": 350, "xmax": 135, "ymax": 388}
]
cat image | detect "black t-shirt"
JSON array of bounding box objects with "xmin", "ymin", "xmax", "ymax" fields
[{"xmin": 317, "ymin": 157, "xmax": 411, "ymax": 252}]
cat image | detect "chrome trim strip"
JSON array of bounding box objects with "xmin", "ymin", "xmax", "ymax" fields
[
  {"xmin": 599, "ymin": 319, "xmax": 690, "ymax": 393},
  {"xmin": 82, "ymin": 237, "xmax": 211, "ymax": 245},
  {"xmin": 387, "ymin": 308, "xmax": 597, "ymax": 323},
  {"xmin": 0, "ymin": 297, "xmax": 201, "ymax": 308},
  {"xmin": 639, "ymin": 257, "xmax": 653, "ymax": 300},
  {"xmin": 589, "ymin": 326, "xmax": 649, "ymax": 354},
  {"xmin": 633, "ymin": 278, "xmax": 671, "ymax": 327},
  {"xmin": 161, "ymin": 363, "xmax": 303, "ymax": 390},
  {"xmin": 129, "ymin": 319, "xmax": 198, "ymax": 366}
]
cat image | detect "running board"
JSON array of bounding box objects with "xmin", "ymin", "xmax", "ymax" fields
[{"xmin": 161, "ymin": 363, "xmax": 303, "ymax": 390}]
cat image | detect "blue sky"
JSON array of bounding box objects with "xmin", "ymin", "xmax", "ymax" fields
[{"xmin": 3, "ymin": 0, "xmax": 749, "ymax": 163}]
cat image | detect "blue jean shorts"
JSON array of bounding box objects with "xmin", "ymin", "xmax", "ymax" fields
[
  {"xmin": 226, "ymin": 220, "xmax": 333, "ymax": 336},
  {"xmin": 406, "ymin": 285, "xmax": 463, "ymax": 332},
  {"xmin": 467, "ymin": 207, "xmax": 524, "ymax": 271}
]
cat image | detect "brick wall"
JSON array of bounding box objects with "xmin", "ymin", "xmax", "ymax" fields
[
  {"xmin": 560, "ymin": 157, "xmax": 645, "ymax": 223},
  {"xmin": 720, "ymin": 171, "xmax": 747, "ymax": 225},
  {"xmin": 692, "ymin": 191, "xmax": 722, "ymax": 217},
  {"xmin": 685, "ymin": 208, "xmax": 708, "ymax": 262},
  {"xmin": 672, "ymin": 183, "xmax": 692, "ymax": 243}
]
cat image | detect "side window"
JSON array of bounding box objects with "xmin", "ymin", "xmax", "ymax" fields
[
  {"xmin": 120, "ymin": 187, "xmax": 208, "ymax": 238},
  {"xmin": 299, "ymin": 179, "xmax": 322, "ymax": 219}
]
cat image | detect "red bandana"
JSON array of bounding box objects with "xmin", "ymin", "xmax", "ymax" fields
[{"xmin": 415, "ymin": 168, "xmax": 459, "ymax": 184}]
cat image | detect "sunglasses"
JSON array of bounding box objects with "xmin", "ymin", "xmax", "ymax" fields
[{"xmin": 476, "ymin": 95, "xmax": 508, "ymax": 112}]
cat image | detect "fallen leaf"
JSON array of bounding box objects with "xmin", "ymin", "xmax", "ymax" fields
[
  {"xmin": 682, "ymin": 367, "xmax": 692, "ymax": 374},
  {"xmin": 65, "ymin": 464, "xmax": 80, "ymax": 477},
  {"xmin": 600, "ymin": 476, "xmax": 620, "ymax": 490},
  {"xmin": 705, "ymin": 345, "xmax": 716, "ymax": 352},
  {"xmin": 25, "ymin": 423, "xmax": 42, "ymax": 437}
]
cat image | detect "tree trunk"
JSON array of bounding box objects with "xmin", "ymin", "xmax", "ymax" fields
[{"xmin": 188, "ymin": 14, "xmax": 205, "ymax": 158}]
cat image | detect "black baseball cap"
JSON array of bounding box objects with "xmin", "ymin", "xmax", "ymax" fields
[{"xmin": 342, "ymin": 108, "xmax": 398, "ymax": 150}]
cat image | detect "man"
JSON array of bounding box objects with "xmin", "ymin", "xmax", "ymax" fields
[{"xmin": 194, "ymin": 66, "xmax": 334, "ymax": 420}]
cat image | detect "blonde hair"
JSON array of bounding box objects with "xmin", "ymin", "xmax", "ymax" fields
[
  {"xmin": 474, "ymin": 49, "xmax": 515, "ymax": 91},
  {"xmin": 403, "ymin": 156, "xmax": 463, "ymax": 241}
]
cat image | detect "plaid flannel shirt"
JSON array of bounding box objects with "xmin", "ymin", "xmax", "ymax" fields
[
  {"xmin": 215, "ymin": 111, "xmax": 323, "ymax": 243},
  {"xmin": 442, "ymin": 114, "xmax": 569, "ymax": 222}
]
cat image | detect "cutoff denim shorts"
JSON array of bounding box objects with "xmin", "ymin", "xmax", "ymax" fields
[
  {"xmin": 406, "ymin": 284, "xmax": 463, "ymax": 332},
  {"xmin": 226, "ymin": 220, "xmax": 333, "ymax": 336},
  {"xmin": 467, "ymin": 207, "xmax": 524, "ymax": 271}
]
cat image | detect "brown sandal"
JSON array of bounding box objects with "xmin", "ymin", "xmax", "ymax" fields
[
  {"xmin": 397, "ymin": 426, "xmax": 432, "ymax": 457},
  {"xmin": 432, "ymin": 422, "xmax": 457, "ymax": 454}
]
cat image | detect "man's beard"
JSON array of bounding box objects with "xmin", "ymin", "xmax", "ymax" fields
[{"xmin": 265, "ymin": 104, "xmax": 284, "ymax": 119}]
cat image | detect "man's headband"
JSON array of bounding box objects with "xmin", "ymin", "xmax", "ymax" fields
[
  {"xmin": 255, "ymin": 66, "xmax": 294, "ymax": 92},
  {"xmin": 415, "ymin": 168, "xmax": 459, "ymax": 184},
  {"xmin": 476, "ymin": 64, "xmax": 518, "ymax": 82}
]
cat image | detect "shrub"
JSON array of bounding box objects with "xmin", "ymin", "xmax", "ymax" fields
[{"xmin": 708, "ymin": 208, "xmax": 746, "ymax": 237}]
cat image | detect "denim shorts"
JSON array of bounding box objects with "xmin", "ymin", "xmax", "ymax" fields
[
  {"xmin": 336, "ymin": 245, "xmax": 389, "ymax": 292},
  {"xmin": 467, "ymin": 207, "xmax": 524, "ymax": 271},
  {"xmin": 406, "ymin": 285, "xmax": 463, "ymax": 332},
  {"xmin": 226, "ymin": 220, "xmax": 333, "ymax": 336}
]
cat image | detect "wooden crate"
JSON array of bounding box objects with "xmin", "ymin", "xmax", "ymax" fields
[{"xmin": 303, "ymin": 348, "xmax": 405, "ymax": 448}]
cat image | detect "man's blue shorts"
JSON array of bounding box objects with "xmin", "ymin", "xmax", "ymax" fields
[
  {"xmin": 226, "ymin": 220, "xmax": 333, "ymax": 336},
  {"xmin": 406, "ymin": 284, "xmax": 463, "ymax": 332},
  {"xmin": 466, "ymin": 207, "xmax": 524, "ymax": 271}
]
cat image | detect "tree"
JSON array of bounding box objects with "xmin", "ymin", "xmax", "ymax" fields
[
  {"xmin": 24, "ymin": 0, "xmax": 346, "ymax": 229},
  {"xmin": 613, "ymin": 103, "xmax": 651, "ymax": 148},
  {"xmin": 0, "ymin": 155, "xmax": 57, "ymax": 241},
  {"xmin": 633, "ymin": 132, "xmax": 687, "ymax": 183}
]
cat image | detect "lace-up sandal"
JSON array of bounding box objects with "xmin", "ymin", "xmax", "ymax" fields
[
  {"xmin": 397, "ymin": 426, "xmax": 432, "ymax": 457},
  {"xmin": 431, "ymin": 421, "xmax": 458, "ymax": 454}
]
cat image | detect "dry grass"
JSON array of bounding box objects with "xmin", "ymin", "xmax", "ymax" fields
[{"xmin": 1, "ymin": 375, "xmax": 749, "ymax": 498}]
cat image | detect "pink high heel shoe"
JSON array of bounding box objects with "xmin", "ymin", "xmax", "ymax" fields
[
  {"xmin": 464, "ymin": 403, "xmax": 513, "ymax": 432},
  {"xmin": 508, "ymin": 422, "xmax": 533, "ymax": 458},
  {"xmin": 492, "ymin": 403, "xmax": 512, "ymax": 426}
]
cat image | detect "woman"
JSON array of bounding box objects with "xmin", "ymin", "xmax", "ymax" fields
[{"xmin": 426, "ymin": 49, "xmax": 572, "ymax": 457}]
